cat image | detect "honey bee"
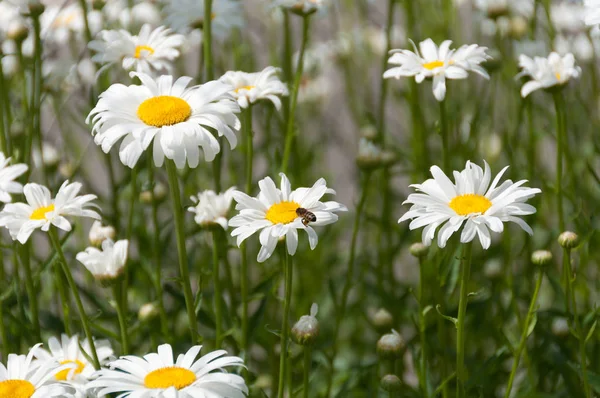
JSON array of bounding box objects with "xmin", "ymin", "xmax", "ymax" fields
[{"xmin": 296, "ymin": 207, "xmax": 317, "ymax": 226}]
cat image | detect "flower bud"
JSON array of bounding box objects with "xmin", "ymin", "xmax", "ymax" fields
[
  {"xmin": 551, "ymin": 317, "xmax": 569, "ymax": 338},
  {"xmin": 27, "ymin": 2, "xmax": 46, "ymax": 17},
  {"xmin": 558, "ymin": 231, "xmax": 579, "ymax": 249},
  {"xmin": 7, "ymin": 21, "xmax": 29, "ymax": 43},
  {"xmin": 360, "ymin": 124, "xmax": 378, "ymax": 140},
  {"xmin": 140, "ymin": 182, "xmax": 167, "ymax": 203},
  {"xmin": 356, "ymin": 138, "xmax": 396, "ymax": 170},
  {"xmin": 92, "ymin": 0, "xmax": 106, "ymax": 10},
  {"xmin": 380, "ymin": 374, "xmax": 402, "ymax": 392},
  {"xmin": 138, "ymin": 303, "xmax": 159, "ymax": 322},
  {"xmin": 291, "ymin": 303, "xmax": 319, "ymax": 346},
  {"xmin": 483, "ymin": 258, "xmax": 503, "ymax": 279},
  {"xmin": 58, "ymin": 162, "xmax": 75, "ymax": 179},
  {"xmin": 371, "ymin": 308, "xmax": 394, "ymax": 333},
  {"xmin": 89, "ymin": 221, "xmax": 116, "ymax": 246},
  {"xmin": 409, "ymin": 242, "xmax": 428, "ymax": 258},
  {"xmin": 377, "ymin": 330, "xmax": 405, "ymax": 360},
  {"xmin": 531, "ymin": 250, "xmax": 552, "ymax": 266}
]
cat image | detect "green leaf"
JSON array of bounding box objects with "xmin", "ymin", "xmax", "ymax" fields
[
  {"xmin": 585, "ymin": 320, "xmax": 597, "ymax": 344},
  {"xmin": 435, "ymin": 304, "xmax": 457, "ymax": 326},
  {"xmin": 526, "ymin": 313, "xmax": 537, "ymax": 337}
]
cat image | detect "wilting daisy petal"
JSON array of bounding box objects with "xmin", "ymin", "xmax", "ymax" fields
[
  {"xmin": 86, "ymin": 72, "xmax": 241, "ymax": 169},
  {"xmin": 165, "ymin": 0, "xmax": 244, "ymax": 40},
  {"xmin": 188, "ymin": 187, "xmax": 235, "ymax": 229},
  {"xmin": 76, "ymin": 239, "xmax": 129, "ymax": 282},
  {"xmin": 0, "ymin": 181, "xmax": 100, "ymax": 244},
  {"xmin": 398, "ymin": 161, "xmax": 541, "ymax": 250},
  {"xmin": 0, "ymin": 151, "xmax": 28, "ymax": 203},
  {"xmin": 229, "ymin": 173, "xmax": 347, "ymax": 263},
  {"xmin": 86, "ymin": 343, "xmax": 247, "ymax": 397},
  {"xmin": 219, "ymin": 66, "xmax": 289, "ymax": 110},
  {"xmin": 89, "ymin": 24, "xmax": 185, "ymax": 76},
  {"xmin": 0, "ymin": 344, "xmax": 75, "ymax": 397},
  {"xmin": 516, "ymin": 52, "xmax": 581, "ymax": 97}
]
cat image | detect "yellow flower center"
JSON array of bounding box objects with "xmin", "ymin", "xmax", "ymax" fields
[
  {"xmin": 265, "ymin": 201, "xmax": 300, "ymax": 225},
  {"xmin": 30, "ymin": 204, "xmax": 55, "ymax": 220},
  {"xmin": 423, "ymin": 60, "xmax": 445, "ymax": 70},
  {"xmin": 555, "ymin": 72, "xmax": 561, "ymax": 81},
  {"xmin": 137, "ymin": 96, "xmax": 192, "ymax": 127},
  {"xmin": 52, "ymin": 13, "xmax": 76, "ymax": 28},
  {"xmin": 144, "ymin": 367, "xmax": 196, "ymax": 390},
  {"xmin": 0, "ymin": 379, "xmax": 35, "ymax": 398},
  {"xmin": 449, "ymin": 194, "xmax": 492, "ymax": 216},
  {"xmin": 235, "ymin": 85, "xmax": 255, "ymax": 93},
  {"xmin": 134, "ymin": 45, "xmax": 155, "ymax": 59},
  {"xmin": 55, "ymin": 360, "xmax": 86, "ymax": 381}
]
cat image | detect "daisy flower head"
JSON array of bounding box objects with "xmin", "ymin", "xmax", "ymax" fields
[
  {"xmin": 0, "ymin": 181, "xmax": 100, "ymax": 244},
  {"xmin": 89, "ymin": 24, "xmax": 185, "ymax": 76},
  {"xmin": 76, "ymin": 239, "xmax": 129, "ymax": 283},
  {"xmin": 384, "ymin": 39, "xmax": 490, "ymax": 101},
  {"xmin": 272, "ymin": 0, "xmax": 326, "ymax": 15},
  {"xmin": 165, "ymin": 0, "xmax": 244, "ymax": 40},
  {"xmin": 87, "ymin": 72, "xmax": 241, "ymax": 169},
  {"xmin": 585, "ymin": 0, "xmax": 600, "ymax": 28},
  {"xmin": 41, "ymin": 3, "xmax": 102, "ymax": 45},
  {"xmin": 517, "ymin": 52, "xmax": 581, "ymax": 97},
  {"xmin": 188, "ymin": 187, "xmax": 235, "ymax": 229},
  {"xmin": 398, "ymin": 161, "xmax": 541, "ymax": 249},
  {"xmin": 36, "ymin": 334, "xmax": 113, "ymax": 397},
  {"xmin": 0, "ymin": 151, "xmax": 28, "ymax": 203},
  {"xmin": 86, "ymin": 343, "xmax": 247, "ymax": 397},
  {"xmin": 219, "ymin": 66, "xmax": 289, "ymax": 110},
  {"xmin": 0, "ymin": 344, "xmax": 75, "ymax": 397},
  {"xmin": 229, "ymin": 173, "xmax": 347, "ymax": 263}
]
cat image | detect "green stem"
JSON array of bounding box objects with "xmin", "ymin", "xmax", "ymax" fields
[
  {"xmin": 281, "ymin": 11, "xmax": 292, "ymax": 126},
  {"xmin": 21, "ymin": 245, "xmax": 40, "ymax": 341},
  {"xmin": 165, "ymin": 160, "xmax": 199, "ymax": 343},
  {"xmin": 326, "ymin": 172, "xmax": 371, "ymax": 397},
  {"xmin": 212, "ymin": 230, "xmax": 223, "ymax": 347},
  {"xmin": 77, "ymin": 0, "xmax": 93, "ymax": 45},
  {"xmin": 418, "ymin": 256, "xmax": 429, "ymax": 398},
  {"xmin": 240, "ymin": 243, "xmax": 249, "ymax": 363},
  {"xmin": 526, "ymin": 99, "xmax": 536, "ymax": 181},
  {"xmin": 277, "ymin": 250, "xmax": 293, "ymax": 398},
  {"xmin": 303, "ymin": 347, "xmax": 312, "ymax": 398},
  {"xmin": 281, "ymin": 15, "xmax": 311, "ymax": 174},
  {"xmin": 455, "ymin": 242, "xmax": 473, "ymax": 398},
  {"xmin": 53, "ymin": 256, "xmax": 72, "ymax": 335},
  {"xmin": 121, "ymin": 167, "xmax": 136, "ymax": 340},
  {"xmin": 376, "ymin": 0, "xmax": 396, "ymax": 143},
  {"xmin": 31, "ymin": 12, "xmax": 46, "ymax": 185},
  {"xmin": 439, "ymin": 99, "xmax": 449, "ymax": 172},
  {"xmin": 112, "ymin": 282, "xmax": 129, "ymax": 354},
  {"xmin": 48, "ymin": 229, "xmax": 101, "ymax": 369},
  {"xmin": 203, "ymin": 0, "xmax": 214, "ymax": 81},
  {"xmin": 16, "ymin": 45, "xmax": 30, "ymax": 165},
  {"xmin": 553, "ymin": 93, "xmax": 565, "ymax": 231},
  {"xmin": 0, "ymin": 248, "xmax": 8, "ymax": 355},
  {"xmin": 0, "ymin": 52, "xmax": 8, "ymax": 154},
  {"xmin": 504, "ymin": 266, "xmax": 544, "ymax": 398}
]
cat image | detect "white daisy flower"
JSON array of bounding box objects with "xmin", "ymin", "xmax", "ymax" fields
[
  {"xmin": 188, "ymin": 187, "xmax": 235, "ymax": 229},
  {"xmin": 88, "ymin": 24, "xmax": 185, "ymax": 76},
  {"xmin": 86, "ymin": 343, "xmax": 247, "ymax": 397},
  {"xmin": 88, "ymin": 220, "xmax": 116, "ymax": 246},
  {"xmin": 36, "ymin": 335, "xmax": 113, "ymax": 397},
  {"xmin": 219, "ymin": 66, "xmax": 289, "ymax": 110},
  {"xmin": 585, "ymin": 0, "xmax": 600, "ymax": 27},
  {"xmin": 41, "ymin": 4, "xmax": 103, "ymax": 45},
  {"xmin": 384, "ymin": 39, "xmax": 490, "ymax": 101},
  {"xmin": 229, "ymin": 173, "xmax": 347, "ymax": 263},
  {"xmin": 0, "ymin": 152, "xmax": 28, "ymax": 203},
  {"xmin": 272, "ymin": 0, "xmax": 326, "ymax": 14},
  {"xmin": 517, "ymin": 52, "xmax": 581, "ymax": 97},
  {"xmin": 398, "ymin": 161, "xmax": 541, "ymax": 249},
  {"xmin": 76, "ymin": 239, "xmax": 129, "ymax": 282},
  {"xmin": 86, "ymin": 72, "xmax": 241, "ymax": 169},
  {"xmin": 0, "ymin": 344, "xmax": 74, "ymax": 398},
  {"xmin": 0, "ymin": 181, "xmax": 100, "ymax": 244},
  {"xmin": 165, "ymin": 0, "xmax": 244, "ymax": 40}
]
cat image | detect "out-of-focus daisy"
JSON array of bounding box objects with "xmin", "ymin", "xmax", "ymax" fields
[
  {"xmin": 88, "ymin": 220, "xmax": 116, "ymax": 246},
  {"xmin": 356, "ymin": 138, "xmax": 395, "ymax": 170},
  {"xmin": 104, "ymin": 0, "xmax": 162, "ymax": 29},
  {"xmin": 384, "ymin": 39, "xmax": 490, "ymax": 101},
  {"xmin": 229, "ymin": 173, "xmax": 347, "ymax": 262},
  {"xmin": 86, "ymin": 343, "xmax": 247, "ymax": 397},
  {"xmin": 273, "ymin": 0, "xmax": 326, "ymax": 14},
  {"xmin": 87, "ymin": 72, "xmax": 240, "ymax": 169},
  {"xmin": 516, "ymin": 52, "xmax": 581, "ymax": 97},
  {"xmin": 89, "ymin": 24, "xmax": 185, "ymax": 75},
  {"xmin": 585, "ymin": 0, "xmax": 600, "ymax": 27},
  {"xmin": 165, "ymin": 0, "xmax": 244, "ymax": 40},
  {"xmin": 41, "ymin": 4, "xmax": 102, "ymax": 45},
  {"xmin": 0, "ymin": 152, "xmax": 27, "ymax": 203},
  {"xmin": 0, "ymin": 344, "xmax": 74, "ymax": 397},
  {"xmin": 474, "ymin": 0, "xmax": 534, "ymax": 19},
  {"xmin": 76, "ymin": 239, "xmax": 129, "ymax": 282},
  {"xmin": 188, "ymin": 187, "xmax": 235, "ymax": 229},
  {"xmin": 36, "ymin": 334, "xmax": 113, "ymax": 397},
  {"xmin": 0, "ymin": 181, "xmax": 100, "ymax": 244},
  {"xmin": 399, "ymin": 161, "xmax": 541, "ymax": 249},
  {"xmin": 219, "ymin": 66, "xmax": 289, "ymax": 110}
]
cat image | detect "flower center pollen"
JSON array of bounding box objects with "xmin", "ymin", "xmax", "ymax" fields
[
  {"xmin": 137, "ymin": 96, "xmax": 192, "ymax": 127},
  {"xmin": 235, "ymin": 85, "xmax": 256, "ymax": 93},
  {"xmin": 423, "ymin": 60, "xmax": 445, "ymax": 70},
  {"xmin": 144, "ymin": 367, "xmax": 196, "ymax": 390},
  {"xmin": 30, "ymin": 204, "xmax": 55, "ymax": 220},
  {"xmin": 449, "ymin": 194, "xmax": 492, "ymax": 216},
  {"xmin": 265, "ymin": 201, "xmax": 300, "ymax": 225},
  {"xmin": 56, "ymin": 360, "xmax": 86, "ymax": 381},
  {"xmin": 0, "ymin": 379, "xmax": 35, "ymax": 398},
  {"xmin": 555, "ymin": 72, "xmax": 561, "ymax": 81},
  {"xmin": 134, "ymin": 45, "xmax": 155, "ymax": 59}
]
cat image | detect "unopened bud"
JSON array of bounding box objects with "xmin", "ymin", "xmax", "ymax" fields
[
  {"xmin": 483, "ymin": 259, "xmax": 503, "ymax": 279},
  {"xmin": 380, "ymin": 374, "xmax": 402, "ymax": 392},
  {"xmin": 531, "ymin": 250, "xmax": 552, "ymax": 266},
  {"xmin": 138, "ymin": 303, "xmax": 159, "ymax": 322},
  {"xmin": 291, "ymin": 303, "xmax": 319, "ymax": 346},
  {"xmin": 27, "ymin": 2, "xmax": 46, "ymax": 17},
  {"xmin": 371, "ymin": 308, "xmax": 394, "ymax": 333},
  {"xmin": 558, "ymin": 231, "xmax": 579, "ymax": 249},
  {"xmin": 409, "ymin": 243, "xmax": 428, "ymax": 258},
  {"xmin": 551, "ymin": 317, "xmax": 569, "ymax": 337},
  {"xmin": 7, "ymin": 21, "xmax": 29, "ymax": 43},
  {"xmin": 360, "ymin": 125, "xmax": 378, "ymax": 140},
  {"xmin": 92, "ymin": 0, "xmax": 106, "ymax": 10},
  {"xmin": 377, "ymin": 330, "xmax": 405, "ymax": 360},
  {"xmin": 89, "ymin": 221, "xmax": 116, "ymax": 246},
  {"xmin": 58, "ymin": 162, "xmax": 75, "ymax": 179},
  {"xmin": 140, "ymin": 182, "xmax": 167, "ymax": 203}
]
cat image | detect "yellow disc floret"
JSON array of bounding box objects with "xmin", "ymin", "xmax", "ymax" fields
[
  {"xmin": 448, "ymin": 194, "xmax": 492, "ymax": 216},
  {"xmin": 56, "ymin": 360, "xmax": 86, "ymax": 381},
  {"xmin": 0, "ymin": 379, "xmax": 36, "ymax": 398},
  {"xmin": 423, "ymin": 60, "xmax": 444, "ymax": 70},
  {"xmin": 235, "ymin": 85, "xmax": 256, "ymax": 93},
  {"xmin": 265, "ymin": 201, "xmax": 300, "ymax": 225},
  {"xmin": 30, "ymin": 204, "xmax": 55, "ymax": 220},
  {"xmin": 144, "ymin": 367, "xmax": 196, "ymax": 390},
  {"xmin": 137, "ymin": 96, "xmax": 192, "ymax": 127},
  {"xmin": 134, "ymin": 45, "xmax": 155, "ymax": 59}
]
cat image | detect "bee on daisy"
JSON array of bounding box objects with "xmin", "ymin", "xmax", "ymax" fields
[
  {"xmin": 516, "ymin": 52, "xmax": 581, "ymax": 97},
  {"xmin": 229, "ymin": 173, "xmax": 347, "ymax": 262},
  {"xmin": 219, "ymin": 66, "xmax": 289, "ymax": 110}
]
